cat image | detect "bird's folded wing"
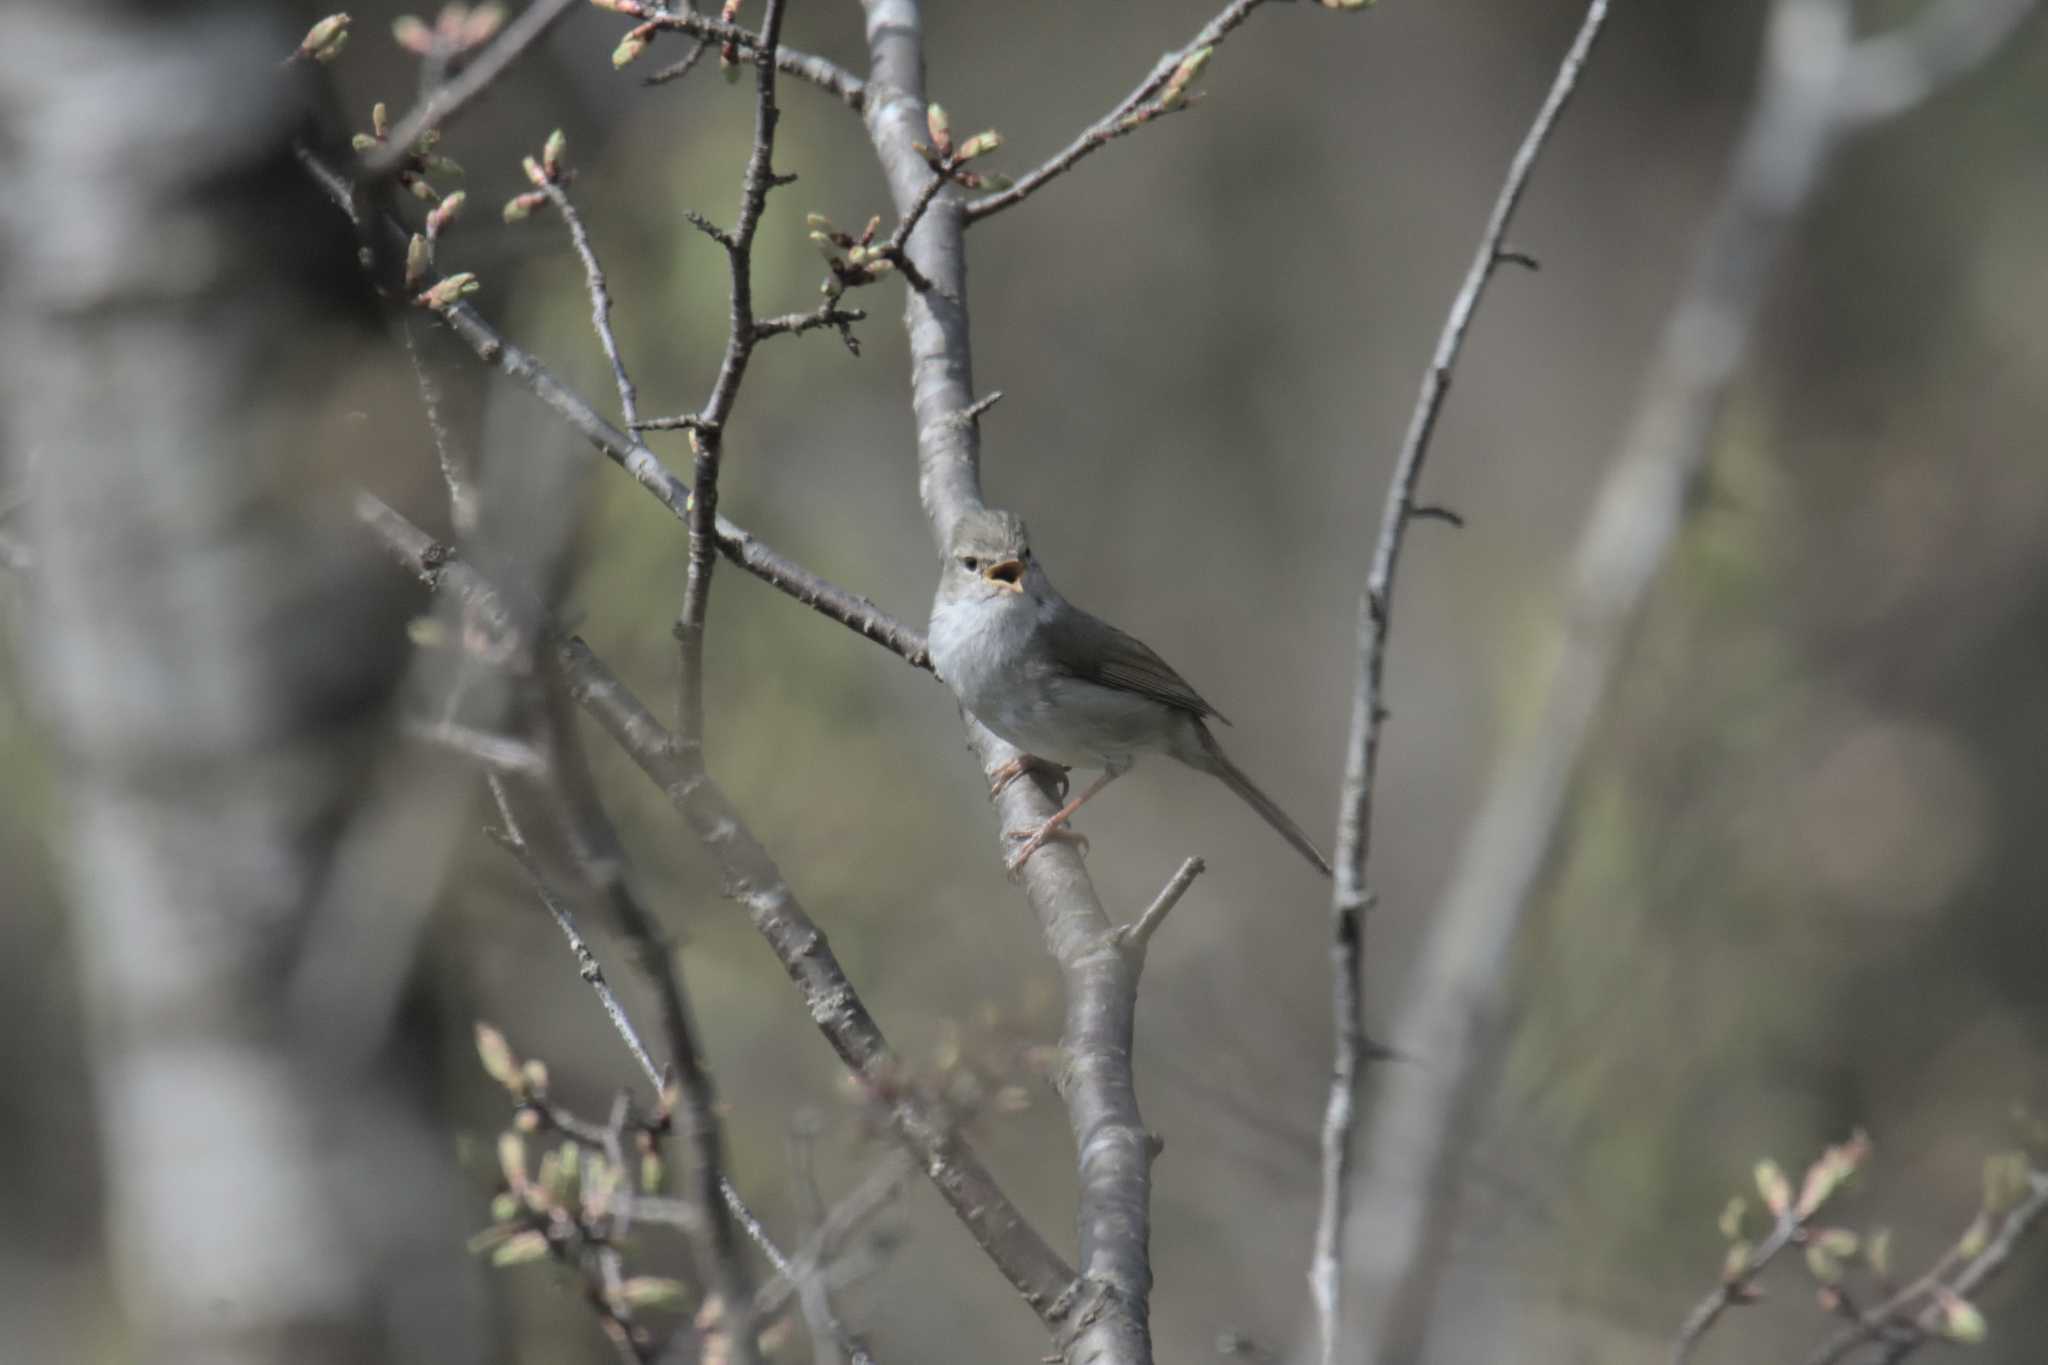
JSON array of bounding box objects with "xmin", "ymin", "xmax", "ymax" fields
[{"xmin": 1042, "ymin": 604, "xmax": 1229, "ymax": 723}]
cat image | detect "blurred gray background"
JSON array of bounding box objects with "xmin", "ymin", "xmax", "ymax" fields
[{"xmin": 2, "ymin": 0, "xmax": 2044, "ymax": 1361}]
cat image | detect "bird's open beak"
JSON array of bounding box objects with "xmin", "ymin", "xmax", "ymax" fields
[{"xmin": 983, "ymin": 559, "xmax": 1026, "ymax": 593}]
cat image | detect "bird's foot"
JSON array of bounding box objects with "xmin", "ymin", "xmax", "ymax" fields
[
  {"xmin": 988, "ymin": 754, "xmax": 1070, "ymax": 802},
  {"xmin": 1003, "ymin": 821, "xmax": 1089, "ymax": 875}
]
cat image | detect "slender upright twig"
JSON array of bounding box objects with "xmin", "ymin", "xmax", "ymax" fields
[
  {"xmin": 1342, "ymin": 4, "xmax": 2037, "ymax": 1360},
  {"xmin": 537, "ymin": 180, "xmax": 641, "ymax": 430},
  {"xmin": 677, "ymin": 0, "xmax": 791, "ymax": 743},
  {"xmin": 1313, "ymin": 7, "xmax": 1611, "ymax": 1361}
]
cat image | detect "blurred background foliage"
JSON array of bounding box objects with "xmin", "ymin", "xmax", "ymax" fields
[{"xmin": 2, "ymin": 0, "xmax": 2044, "ymax": 1361}]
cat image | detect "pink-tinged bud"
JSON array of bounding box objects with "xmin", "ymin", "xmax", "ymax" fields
[
  {"xmin": 1866, "ymin": 1227, "xmax": 1892, "ymax": 1278},
  {"xmin": 721, "ymin": 46, "xmax": 741, "ymax": 81},
  {"xmin": 860, "ymin": 214, "xmax": 880, "ymax": 244},
  {"xmin": 427, "ymin": 191, "xmax": 466, "ymax": 240},
  {"xmin": 475, "ymin": 1022, "xmax": 520, "ymax": 1089},
  {"xmin": 371, "ymin": 101, "xmax": 390, "ymax": 138},
  {"xmin": 392, "ymin": 14, "xmax": 434, "ymax": 54},
  {"xmin": 418, "ymin": 272, "xmax": 480, "ymax": 310},
  {"xmin": 502, "ymin": 191, "xmax": 547, "ymax": 222},
  {"xmin": 297, "ymin": 13, "xmax": 352, "ymax": 63},
  {"xmin": 497, "ymin": 1129, "xmax": 527, "ymax": 1190},
  {"xmin": 522, "ymin": 155, "xmax": 547, "ymax": 187},
  {"xmin": 405, "ymin": 233, "xmax": 431, "ymax": 288},
  {"xmin": 541, "ymin": 129, "xmax": 568, "ymax": 178},
  {"xmin": 925, "ymin": 104, "xmax": 952, "ymax": 155},
  {"xmin": 490, "ymin": 1230, "xmax": 550, "ymax": 1267},
  {"xmin": 1320, "ymin": 0, "xmax": 1375, "ymax": 9},
  {"xmin": 612, "ymin": 23, "xmax": 654, "ymax": 67},
  {"xmin": 1935, "ymin": 1288, "xmax": 1987, "ymax": 1344},
  {"xmin": 404, "ymin": 175, "xmax": 439, "ymax": 202},
  {"xmin": 617, "ymin": 1277, "xmax": 689, "ymax": 1310},
  {"xmin": 1755, "ymin": 1159, "xmax": 1791, "ymax": 1219},
  {"xmin": 351, "ymin": 132, "xmax": 379, "ymax": 153},
  {"xmin": 1170, "ymin": 44, "xmax": 1213, "ymax": 91},
  {"xmin": 1804, "ymin": 1243, "xmax": 1844, "ymax": 1286},
  {"xmin": 719, "ymin": 0, "xmax": 741, "ymax": 19},
  {"xmin": 462, "ymin": 2, "xmax": 506, "ymax": 47},
  {"xmin": 589, "ymin": 0, "xmax": 648, "ymax": 14},
  {"xmin": 955, "ymin": 130, "xmax": 1001, "ymax": 161}
]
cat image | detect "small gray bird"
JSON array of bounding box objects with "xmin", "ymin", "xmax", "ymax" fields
[{"xmin": 927, "ymin": 505, "xmax": 1331, "ymax": 876}]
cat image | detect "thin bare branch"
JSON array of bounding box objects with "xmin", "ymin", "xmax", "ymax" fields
[
  {"xmin": 756, "ymin": 1150, "xmax": 913, "ymax": 1325},
  {"xmin": 364, "ymin": 0, "xmax": 583, "ymax": 178},
  {"xmin": 1341, "ymin": 4, "xmax": 2037, "ymax": 1360},
  {"xmin": 643, "ymin": 36, "xmax": 714, "ymax": 89},
  {"xmin": 538, "ymin": 179, "xmax": 642, "ymax": 429},
  {"xmin": 401, "ymin": 319, "xmax": 482, "ymax": 535},
  {"xmin": 1670, "ymin": 1208, "xmax": 1801, "ymax": 1365},
  {"xmin": 408, "ymin": 718, "xmax": 550, "ymax": 774},
  {"xmin": 962, "ymin": 0, "xmax": 1276, "ymax": 224},
  {"xmin": 630, "ymin": 7, "xmax": 867, "ymax": 108},
  {"xmin": 1314, "ymin": 5, "xmax": 1611, "ymax": 1361},
  {"xmin": 487, "ymin": 776, "xmax": 666, "ymax": 1088}
]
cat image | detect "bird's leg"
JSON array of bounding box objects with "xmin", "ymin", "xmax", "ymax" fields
[
  {"xmin": 988, "ymin": 753, "xmax": 1070, "ymax": 802},
  {"xmin": 1004, "ymin": 766, "xmax": 1124, "ymax": 874}
]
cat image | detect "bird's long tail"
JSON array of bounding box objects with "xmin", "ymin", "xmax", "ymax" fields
[{"xmin": 1188, "ymin": 723, "xmax": 1332, "ymax": 876}]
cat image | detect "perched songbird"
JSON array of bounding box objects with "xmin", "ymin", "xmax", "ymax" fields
[{"xmin": 927, "ymin": 505, "xmax": 1331, "ymax": 875}]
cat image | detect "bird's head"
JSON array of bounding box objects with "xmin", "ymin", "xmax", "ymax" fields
[{"xmin": 938, "ymin": 505, "xmax": 1039, "ymax": 606}]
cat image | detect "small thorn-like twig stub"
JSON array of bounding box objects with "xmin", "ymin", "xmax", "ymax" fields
[
  {"xmin": 956, "ymin": 390, "xmax": 1005, "ymax": 427},
  {"xmin": 1410, "ymin": 503, "xmax": 1465, "ymax": 528},
  {"xmin": 1115, "ymin": 856, "xmax": 1207, "ymax": 955}
]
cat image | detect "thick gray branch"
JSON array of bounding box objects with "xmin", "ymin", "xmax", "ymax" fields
[{"xmin": 857, "ymin": 4, "xmax": 1159, "ymax": 1360}]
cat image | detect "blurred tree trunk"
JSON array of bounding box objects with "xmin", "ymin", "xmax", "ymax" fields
[{"xmin": 0, "ymin": 5, "xmax": 413, "ymax": 1362}]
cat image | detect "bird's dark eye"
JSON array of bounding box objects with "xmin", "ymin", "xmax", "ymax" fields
[{"xmin": 961, "ymin": 556, "xmax": 979, "ymax": 571}]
